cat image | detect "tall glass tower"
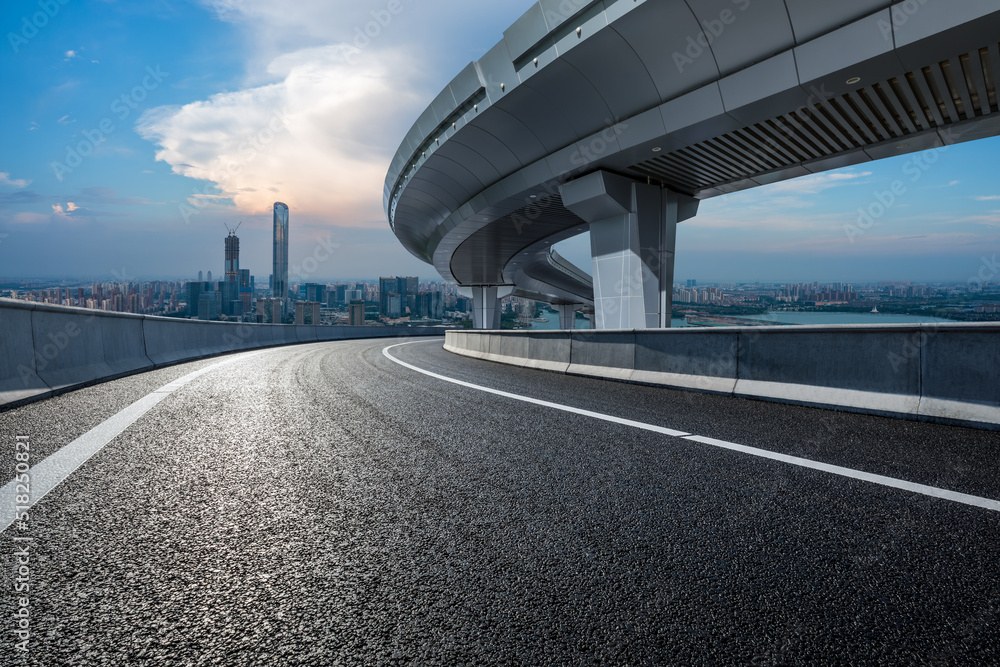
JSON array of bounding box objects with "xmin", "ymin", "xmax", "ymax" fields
[
  {"xmin": 272, "ymin": 202, "xmax": 289, "ymax": 317},
  {"xmin": 224, "ymin": 230, "xmax": 239, "ymax": 283}
]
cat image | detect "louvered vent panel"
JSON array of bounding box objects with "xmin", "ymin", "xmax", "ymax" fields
[{"xmin": 631, "ymin": 45, "xmax": 1000, "ymax": 195}]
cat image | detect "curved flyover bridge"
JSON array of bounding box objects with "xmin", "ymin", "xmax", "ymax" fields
[{"xmin": 385, "ymin": 0, "xmax": 1000, "ymax": 328}]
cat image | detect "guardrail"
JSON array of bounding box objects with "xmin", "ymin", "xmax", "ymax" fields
[
  {"xmin": 444, "ymin": 324, "xmax": 1000, "ymax": 430},
  {"xmin": 0, "ymin": 299, "xmax": 443, "ymax": 409}
]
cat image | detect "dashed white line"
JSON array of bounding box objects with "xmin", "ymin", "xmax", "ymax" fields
[{"xmin": 383, "ymin": 341, "xmax": 1000, "ymax": 513}]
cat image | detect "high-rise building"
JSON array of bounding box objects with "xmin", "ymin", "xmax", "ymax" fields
[
  {"xmin": 379, "ymin": 277, "xmax": 396, "ymax": 315},
  {"xmin": 348, "ymin": 299, "xmax": 365, "ymax": 326},
  {"xmin": 207, "ymin": 270, "xmax": 213, "ymax": 283},
  {"xmin": 295, "ymin": 301, "xmax": 321, "ymax": 325},
  {"xmin": 378, "ymin": 276, "xmax": 418, "ymax": 316},
  {"xmin": 399, "ymin": 276, "xmax": 418, "ymax": 313},
  {"xmin": 187, "ymin": 281, "xmax": 211, "ymax": 317},
  {"xmin": 237, "ymin": 268, "xmax": 252, "ymax": 316},
  {"xmin": 225, "ymin": 230, "xmax": 240, "ymax": 283},
  {"xmin": 386, "ymin": 293, "xmax": 402, "ymax": 318},
  {"xmin": 256, "ymin": 297, "xmax": 283, "ymax": 324},
  {"xmin": 334, "ymin": 284, "xmax": 348, "ymax": 306},
  {"xmin": 198, "ymin": 271, "xmax": 203, "ymax": 282},
  {"xmin": 219, "ymin": 280, "xmax": 239, "ymax": 317},
  {"xmin": 304, "ymin": 283, "xmax": 326, "ymax": 304},
  {"xmin": 416, "ymin": 291, "xmax": 443, "ymax": 319},
  {"xmin": 197, "ymin": 292, "xmax": 219, "ymax": 321},
  {"xmin": 272, "ymin": 202, "xmax": 289, "ymax": 315}
]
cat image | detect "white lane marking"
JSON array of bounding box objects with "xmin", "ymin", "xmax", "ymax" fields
[
  {"xmin": 383, "ymin": 341, "xmax": 1000, "ymax": 513},
  {"xmin": 683, "ymin": 435, "xmax": 1000, "ymax": 512},
  {"xmin": 0, "ymin": 351, "xmax": 267, "ymax": 534},
  {"xmin": 382, "ymin": 341, "xmax": 691, "ymax": 438}
]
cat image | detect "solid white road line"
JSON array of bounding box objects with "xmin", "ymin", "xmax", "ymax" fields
[
  {"xmin": 0, "ymin": 351, "xmax": 266, "ymax": 534},
  {"xmin": 382, "ymin": 342, "xmax": 692, "ymax": 438},
  {"xmin": 383, "ymin": 341, "xmax": 1000, "ymax": 513}
]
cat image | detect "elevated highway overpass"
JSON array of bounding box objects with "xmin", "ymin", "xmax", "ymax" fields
[{"xmin": 385, "ymin": 0, "xmax": 1000, "ymax": 328}]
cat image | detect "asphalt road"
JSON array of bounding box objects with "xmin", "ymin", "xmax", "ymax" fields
[{"xmin": 1, "ymin": 337, "xmax": 997, "ymax": 665}]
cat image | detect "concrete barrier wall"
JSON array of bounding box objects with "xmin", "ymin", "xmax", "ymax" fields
[
  {"xmin": 444, "ymin": 324, "xmax": 1000, "ymax": 430},
  {"xmin": 0, "ymin": 298, "xmax": 443, "ymax": 409},
  {"xmin": 30, "ymin": 306, "xmax": 115, "ymax": 393},
  {"xmin": 0, "ymin": 303, "xmax": 47, "ymax": 404}
]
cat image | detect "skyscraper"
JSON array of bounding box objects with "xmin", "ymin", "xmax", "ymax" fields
[
  {"xmin": 349, "ymin": 299, "xmax": 365, "ymax": 326},
  {"xmin": 272, "ymin": 202, "xmax": 289, "ymax": 317},
  {"xmin": 225, "ymin": 229, "xmax": 239, "ymax": 283},
  {"xmin": 379, "ymin": 276, "xmax": 397, "ymax": 316}
]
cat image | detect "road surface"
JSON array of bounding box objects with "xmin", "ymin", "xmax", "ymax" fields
[{"xmin": 1, "ymin": 337, "xmax": 997, "ymax": 664}]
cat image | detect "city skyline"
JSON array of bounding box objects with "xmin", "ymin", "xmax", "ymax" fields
[{"xmin": 1, "ymin": 1, "xmax": 999, "ymax": 285}]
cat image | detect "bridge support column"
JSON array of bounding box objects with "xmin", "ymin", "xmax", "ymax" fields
[
  {"xmin": 554, "ymin": 304, "xmax": 579, "ymax": 330},
  {"xmin": 460, "ymin": 285, "xmax": 514, "ymax": 329},
  {"xmin": 560, "ymin": 171, "xmax": 698, "ymax": 329}
]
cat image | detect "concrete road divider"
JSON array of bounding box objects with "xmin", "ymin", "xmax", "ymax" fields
[
  {"xmin": 0, "ymin": 301, "xmax": 48, "ymax": 405},
  {"xmin": 0, "ymin": 298, "xmax": 445, "ymax": 409},
  {"xmin": 445, "ymin": 324, "xmax": 1000, "ymax": 430},
  {"xmin": 29, "ymin": 304, "xmax": 113, "ymax": 394},
  {"xmin": 99, "ymin": 311, "xmax": 154, "ymax": 376},
  {"xmin": 920, "ymin": 327, "xmax": 1000, "ymax": 425}
]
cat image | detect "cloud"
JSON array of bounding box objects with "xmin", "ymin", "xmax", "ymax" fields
[
  {"xmin": 64, "ymin": 50, "xmax": 79, "ymax": 60},
  {"xmin": 51, "ymin": 202, "xmax": 92, "ymax": 219},
  {"xmin": 948, "ymin": 213, "xmax": 1000, "ymax": 228},
  {"xmin": 765, "ymin": 170, "xmax": 873, "ymax": 195},
  {"xmin": 57, "ymin": 114, "xmax": 75, "ymax": 125},
  {"xmin": 137, "ymin": 43, "xmax": 423, "ymax": 223},
  {"xmin": 0, "ymin": 190, "xmax": 43, "ymax": 205},
  {"xmin": 0, "ymin": 172, "xmax": 30, "ymax": 188},
  {"xmin": 73, "ymin": 187, "xmax": 157, "ymax": 206},
  {"xmin": 975, "ymin": 195, "xmax": 1000, "ymax": 201},
  {"xmin": 9, "ymin": 212, "xmax": 49, "ymax": 225}
]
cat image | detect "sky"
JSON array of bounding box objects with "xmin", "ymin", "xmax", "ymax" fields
[{"xmin": 1, "ymin": 0, "xmax": 998, "ymax": 285}]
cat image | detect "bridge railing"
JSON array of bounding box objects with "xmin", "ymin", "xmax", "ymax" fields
[
  {"xmin": 444, "ymin": 325, "xmax": 1000, "ymax": 430},
  {"xmin": 0, "ymin": 298, "xmax": 443, "ymax": 409}
]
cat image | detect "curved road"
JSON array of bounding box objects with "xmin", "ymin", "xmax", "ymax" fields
[{"xmin": 1, "ymin": 337, "xmax": 998, "ymax": 664}]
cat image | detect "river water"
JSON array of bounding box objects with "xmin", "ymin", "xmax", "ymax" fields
[{"xmin": 529, "ymin": 311, "xmax": 952, "ymax": 329}]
